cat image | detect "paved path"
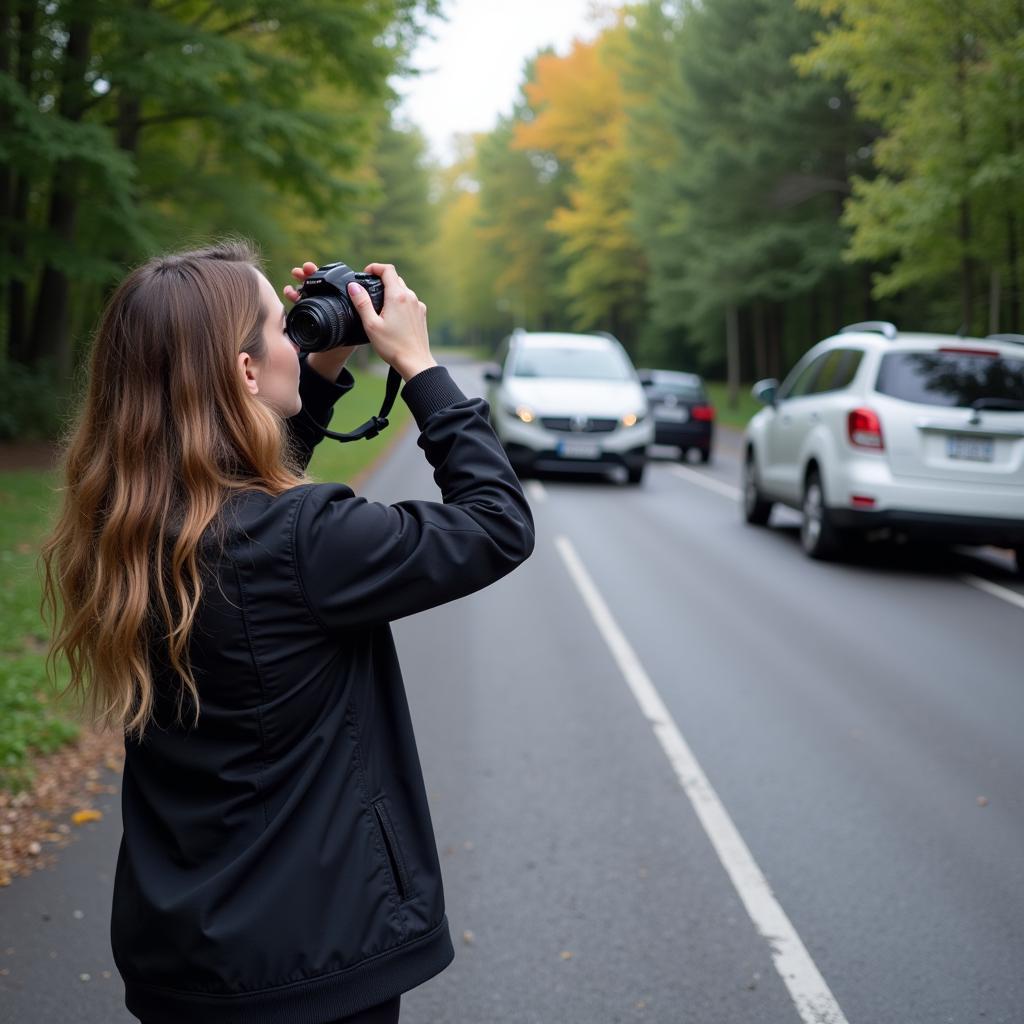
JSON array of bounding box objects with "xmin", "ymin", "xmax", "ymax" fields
[{"xmin": 2, "ymin": 361, "xmax": 1021, "ymax": 1024}]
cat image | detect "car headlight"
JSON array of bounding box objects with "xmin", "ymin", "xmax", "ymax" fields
[
  {"xmin": 621, "ymin": 411, "xmax": 646, "ymax": 427},
  {"xmin": 505, "ymin": 404, "xmax": 536, "ymax": 424}
]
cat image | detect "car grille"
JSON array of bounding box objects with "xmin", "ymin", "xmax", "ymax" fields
[{"xmin": 540, "ymin": 416, "xmax": 618, "ymax": 433}]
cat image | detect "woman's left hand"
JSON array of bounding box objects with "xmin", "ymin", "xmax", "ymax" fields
[
  {"xmin": 284, "ymin": 260, "xmax": 359, "ymax": 382},
  {"xmin": 283, "ymin": 261, "xmax": 318, "ymax": 304}
]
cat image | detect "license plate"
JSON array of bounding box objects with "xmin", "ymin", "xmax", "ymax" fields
[
  {"xmin": 655, "ymin": 407, "xmax": 688, "ymax": 422},
  {"xmin": 946, "ymin": 435, "xmax": 994, "ymax": 462},
  {"xmin": 556, "ymin": 441, "xmax": 601, "ymax": 460}
]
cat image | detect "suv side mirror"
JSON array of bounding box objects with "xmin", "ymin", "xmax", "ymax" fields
[
  {"xmin": 482, "ymin": 363, "xmax": 503, "ymax": 383},
  {"xmin": 752, "ymin": 378, "xmax": 779, "ymax": 406}
]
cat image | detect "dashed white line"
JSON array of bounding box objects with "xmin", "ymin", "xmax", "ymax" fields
[
  {"xmin": 525, "ymin": 480, "xmax": 547, "ymax": 503},
  {"xmin": 667, "ymin": 463, "xmax": 741, "ymax": 500},
  {"xmin": 960, "ymin": 574, "xmax": 1024, "ymax": 611},
  {"xmin": 554, "ymin": 534, "xmax": 850, "ymax": 1024}
]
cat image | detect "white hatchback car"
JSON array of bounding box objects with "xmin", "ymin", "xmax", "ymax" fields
[
  {"xmin": 483, "ymin": 330, "xmax": 653, "ymax": 484},
  {"xmin": 743, "ymin": 322, "xmax": 1024, "ymax": 570}
]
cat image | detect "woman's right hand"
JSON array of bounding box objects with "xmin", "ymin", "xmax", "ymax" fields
[{"xmin": 346, "ymin": 263, "xmax": 437, "ymax": 382}]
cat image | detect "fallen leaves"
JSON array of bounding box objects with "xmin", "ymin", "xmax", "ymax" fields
[{"xmin": 0, "ymin": 724, "xmax": 124, "ymax": 886}]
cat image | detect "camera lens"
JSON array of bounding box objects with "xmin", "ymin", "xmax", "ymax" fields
[{"xmin": 286, "ymin": 296, "xmax": 353, "ymax": 352}]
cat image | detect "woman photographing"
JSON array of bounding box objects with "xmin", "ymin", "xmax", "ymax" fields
[{"xmin": 40, "ymin": 240, "xmax": 535, "ymax": 1024}]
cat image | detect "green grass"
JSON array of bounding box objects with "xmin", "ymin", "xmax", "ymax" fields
[
  {"xmin": 0, "ymin": 368, "xmax": 410, "ymax": 791},
  {"xmin": 306, "ymin": 368, "xmax": 411, "ymax": 482},
  {"xmin": 0, "ymin": 469, "xmax": 79, "ymax": 791},
  {"xmin": 705, "ymin": 381, "xmax": 764, "ymax": 431}
]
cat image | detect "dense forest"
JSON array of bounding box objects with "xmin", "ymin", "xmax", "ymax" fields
[{"xmin": 2, "ymin": 0, "xmax": 1022, "ymax": 435}]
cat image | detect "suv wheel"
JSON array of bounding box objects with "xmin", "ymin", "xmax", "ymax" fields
[
  {"xmin": 626, "ymin": 461, "xmax": 646, "ymax": 485},
  {"xmin": 1015, "ymin": 547, "xmax": 1023, "ymax": 578},
  {"xmin": 743, "ymin": 453, "xmax": 773, "ymax": 526},
  {"xmin": 801, "ymin": 468, "xmax": 843, "ymax": 560}
]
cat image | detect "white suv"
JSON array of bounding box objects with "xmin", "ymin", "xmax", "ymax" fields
[
  {"xmin": 742, "ymin": 322, "xmax": 1024, "ymax": 571},
  {"xmin": 483, "ymin": 330, "xmax": 653, "ymax": 484}
]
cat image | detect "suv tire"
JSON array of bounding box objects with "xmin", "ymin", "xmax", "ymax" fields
[
  {"xmin": 801, "ymin": 468, "xmax": 843, "ymax": 560},
  {"xmin": 626, "ymin": 462, "xmax": 646, "ymax": 485},
  {"xmin": 1015, "ymin": 547, "xmax": 1023, "ymax": 578},
  {"xmin": 743, "ymin": 452, "xmax": 773, "ymax": 526}
]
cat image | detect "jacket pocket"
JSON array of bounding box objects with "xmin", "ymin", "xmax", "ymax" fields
[{"xmin": 372, "ymin": 797, "xmax": 414, "ymax": 902}]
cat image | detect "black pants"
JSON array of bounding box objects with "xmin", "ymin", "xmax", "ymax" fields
[{"xmin": 327, "ymin": 996, "xmax": 401, "ymax": 1024}]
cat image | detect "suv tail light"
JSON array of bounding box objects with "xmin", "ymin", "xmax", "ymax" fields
[
  {"xmin": 848, "ymin": 408, "xmax": 884, "ymax": 450},
  {"xmin": 691, "ymin": 405, "xmax": 715, "ymax": 422}
]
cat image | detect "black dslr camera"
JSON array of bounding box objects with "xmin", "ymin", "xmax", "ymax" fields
[{"xmin": 285, "ymin": 262, "xmax": 385, "ymax": 352}]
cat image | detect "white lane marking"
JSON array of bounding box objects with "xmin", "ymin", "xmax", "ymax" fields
[
  {"xmin": 554, "ymin": 534, "xmax": 850, "ymax": 1024},
  {"xmin": 960, "ymin": 573, "xmax": 1024, "ymax": 611},
  {"xmin": 525, "ymin": 480, "xmax": 547, "ymax": 503},
  {"xmin": 668, "ymin": 463, "xmax": 741, "ymax": 500}
]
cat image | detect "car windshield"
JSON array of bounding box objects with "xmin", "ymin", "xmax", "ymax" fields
[
  {"xmin": 646, "ymin": 380, "xmax": 704, "ymax": 402},
  {"xmin": 512, "ymin": 346, "xmax": 633, "ymax": 381},
  {"xmin": 875, "ymin": 350, "xmax": 1024, "ymax": 407}
]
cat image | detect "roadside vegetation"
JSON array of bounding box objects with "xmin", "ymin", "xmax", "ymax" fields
[
  {"xmin": 704, "ymin": 383, "xmax": 762, "ymax": 431},
  {"xmin": 428, "ymin": 0, "xmax": 1024, "ymax": 406}
]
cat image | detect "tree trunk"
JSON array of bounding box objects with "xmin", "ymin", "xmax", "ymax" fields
[
  {"xmin": 771, "ymin": 302, "xmax": 785, "ymax": 378},
  {"xmin": 988, "ymin": 268, "xmax": 1001, "ymax": 336},
  {"xmin": 832, "ymin": 268, "xmax": 845, "ymax": 333},
  {"xmin": 753, "ymin": 299, "xmax": 768, "ymax": 380},
  {"xmin": 958, "ymin": 199, "xmax": 975, "ymax": 334},
  {"xmin": 808, "ymin": 285, "xmax": 821, "ymax": 345},
  {"xmin": 6, "ymin": 1, "xmax": 38, "ymax": 364},
  {"xmin": 0, "ymin": 0, "xmax": 11, "ymax": 353},
  {"xmin": 27, "ymin": 18, "xmax": 93, "ymax": 375},
  {"xmin": 725, "ymin": 304, "xmax": 740, "ymax": 409},
  {"xmin": 861, "ymin": 263, "xmax": 874, "ymax": 321},
  {"xmin": 117, "ymin": 95, "xmax": 143, "ymax": 155},
  {"xmin": 954, "ymin": 24, "xmax": 975, "ymax": 334},
  {"xmin": 1008, "ymin": 209, "xmax": 1021, "ymax": 332}
]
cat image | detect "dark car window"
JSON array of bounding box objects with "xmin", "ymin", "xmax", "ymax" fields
[
  {"xmin": 646, "ymin": 380, "xmax": 705, "ymax": 403},
  {"xmin": 875, "ymin": 350, "xmax": 1024, "ymax": 407},
  {"xmin": 512, "ymin": 346, "xmax": 633, "ymax": 381},
  {"xmin": 778, "ymin": 353, "xmax": 826, "ymax": 400},
  {"xmin": 810, "ymin": 349, "xmax": 864, "ymax": 394}
]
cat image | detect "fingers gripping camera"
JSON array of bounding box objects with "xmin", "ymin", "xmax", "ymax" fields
[{"xmin": 285, "ymin": 262, "xmax": 385, "ymax": 352}]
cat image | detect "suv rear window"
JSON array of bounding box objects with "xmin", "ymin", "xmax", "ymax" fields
[
  {"xmin": 875, "ymin": 350, "xmax": 1024, "ymax": 407},
  {"xmin": 646, "ymin": 381, "xmax": 704, "ymax": 403}
]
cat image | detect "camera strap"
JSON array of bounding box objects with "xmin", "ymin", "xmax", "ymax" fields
[{"xmin": 319, "ymin": 366, "xmax": 404, "ymax": 443}]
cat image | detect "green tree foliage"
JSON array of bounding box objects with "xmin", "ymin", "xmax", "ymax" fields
[
  {"xmin": 796, "ymin": 0, "xmax": 1024, "ymax": 334},
  {"xmin": 424, "ymin": 134, "xmax": 506, "ymax": 348},
  {"xmin": 634, "ymin": 0, "xmax": 876, "ymax": 377},
  {"xmin": 0, "ymin": 0, "xmax": 439, "ymax": 415},
  {"xmin": 473, "ymin": 68, "xmax": 568, "ymax": 333},
  {"xmin": 514, "ymin": 24, "xmax": 648, "ymax": 350},
  {"xmin": 342, "ymin": 117, "xmax": 437, "ymax": 293}
]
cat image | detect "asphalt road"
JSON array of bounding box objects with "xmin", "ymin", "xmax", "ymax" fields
[{"xmin": 3, "ymin": 358, "xmax": 1022, "ymax": 1024}]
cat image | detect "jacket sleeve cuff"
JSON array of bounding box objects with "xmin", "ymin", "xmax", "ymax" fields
[
  {"xmin": 299, "ymin": 352, "xmax": 355, "ymax": 411},
  {"xmin": 401, "ymin": 366, "xmax": 467, "ymax": 430}
]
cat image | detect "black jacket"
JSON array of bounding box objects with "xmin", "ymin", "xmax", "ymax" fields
[{"xmin": 112, "ymin": 356, "xmax": 535, "ymax": 1024}]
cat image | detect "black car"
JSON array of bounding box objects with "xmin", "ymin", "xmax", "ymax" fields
[{"xmin": 638, "ymin": 369, "xmax": 715, "ymax": 463}]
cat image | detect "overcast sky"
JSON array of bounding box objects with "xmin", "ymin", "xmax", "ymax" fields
[{"xmin": 394, "ymin": 0, "xmax": 603, "ymax": 164}]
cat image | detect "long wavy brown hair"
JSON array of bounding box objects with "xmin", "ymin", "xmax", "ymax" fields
[{"xmin": 40, "ymin": 240, "xmax": 308, "ymax": 738}]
